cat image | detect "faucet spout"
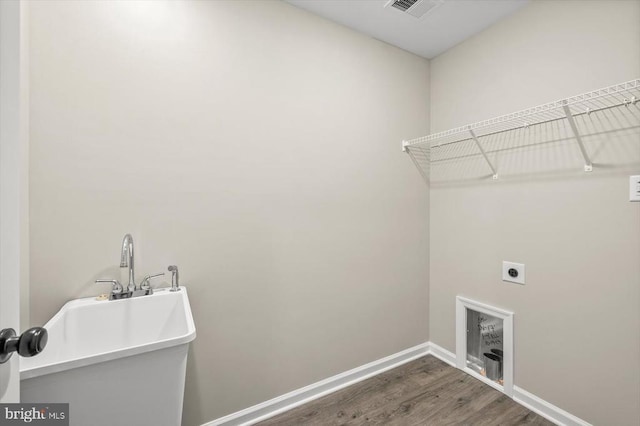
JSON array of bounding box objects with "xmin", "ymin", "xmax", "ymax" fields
[{"xmin": 120, "ymin": 234, "xmax": 135, "ymax": 292}]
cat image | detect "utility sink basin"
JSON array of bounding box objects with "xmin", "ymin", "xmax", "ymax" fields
[{"xmin": 21, "ymin": 288, "xmax": 196, "ymax": 426}]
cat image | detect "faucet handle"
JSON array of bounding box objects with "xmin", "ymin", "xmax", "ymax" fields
[
  {"xmin": 140, "ymin": 272, "xmax": 165, "ymax": 291},
  {"xmin": 95, "ymin": 279, "xmax": 123, "ymax": 295}
]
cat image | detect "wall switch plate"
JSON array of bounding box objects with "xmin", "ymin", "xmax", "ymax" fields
[
  {"xmin": 502, "ymin": 261, "xmax": 525, "ymax": 285},
  {"xmin": 630, "ymin": 175, "xmax": 640, "ymax": 202}
]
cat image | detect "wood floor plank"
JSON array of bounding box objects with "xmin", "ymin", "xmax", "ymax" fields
[
  {"xmin": 259, "ymin": 357, "xmax": 455, "ymax": 426},
  {"xmin": 363, "ymin": 371, "xmax": 478, "ymax": 425},
  {"xmin": 258, "ymin": 355, "xmax": 554, "ymax": 426}
]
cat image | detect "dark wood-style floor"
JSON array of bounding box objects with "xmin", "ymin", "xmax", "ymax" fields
[{"xmin": 258, "ymin": 355, "xmax": 554, "ymax": 426}]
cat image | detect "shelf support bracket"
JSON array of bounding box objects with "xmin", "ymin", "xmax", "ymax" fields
[
  {"xmin": 468, "ymin": 129, "xmax": 498, "ymax": 179},
  {"xmin": 405, "ymin": 146, "xmax": 430, "ymax": 185},
  {"xmin": 402, "ymin": 140, "xmax": 408, "ymax": 152},
  {"xmin": 562, "ymin": 101, "xmax": 593, "ymax": 172}
]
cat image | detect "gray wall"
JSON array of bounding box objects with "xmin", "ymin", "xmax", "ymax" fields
[
  {"xmin": 27, "ymin": 1, "xmax": 430, "ymax": 425},
  {"xmin": 429, "ymin": 1, "xmax": 640, "ymax": 425}
]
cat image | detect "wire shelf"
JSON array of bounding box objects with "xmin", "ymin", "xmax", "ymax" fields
[{"xmin": 403, "ymin": 79, "xmax": 640, "ymax": 182}]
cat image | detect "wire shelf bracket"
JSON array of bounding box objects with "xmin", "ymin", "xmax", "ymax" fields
[
  {"xmin": 468, "ymin": 128, "xmax": 498, "ymax": 179},
  {"xmin": 561, "ymin": 101, "xmax": 592, "ymax": 172}
]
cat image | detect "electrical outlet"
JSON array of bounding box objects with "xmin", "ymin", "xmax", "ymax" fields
[
  {"xmin": 630, "ymin": 175, "xmax": 640, "ymax": 202},
  {"xmin": 502, "ymin": 261, "xmax": 525, "ymax": 285}
]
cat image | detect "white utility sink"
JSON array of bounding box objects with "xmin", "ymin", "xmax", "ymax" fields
[{"xmin": 21, "ymin": 288, "xmax": 196, "ymax": 426}]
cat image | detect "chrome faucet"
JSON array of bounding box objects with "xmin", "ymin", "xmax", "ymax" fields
[
  {"xmin": 120, "ymin": 234, "xmax": 135, "ymax": 293},
  {"xmin": 95, "ymin": 234, "xmax": 165, "ymax": 300}
]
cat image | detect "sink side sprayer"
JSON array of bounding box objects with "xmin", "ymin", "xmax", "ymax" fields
[{"xmin": 168, "ymin": 265, "xmax": 180, "ymax": 292}]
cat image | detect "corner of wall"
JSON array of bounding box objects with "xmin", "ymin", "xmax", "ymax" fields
[{"xmin": 425, "ymin": 56, "xmax": 431, "ymax": 345}]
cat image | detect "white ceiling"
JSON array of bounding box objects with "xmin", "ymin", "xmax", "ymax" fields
[{"xmin": 285, "ymin": 0, "xmax": 529, "ymax": 59}]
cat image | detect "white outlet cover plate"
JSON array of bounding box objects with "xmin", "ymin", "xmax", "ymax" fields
[
  {"xmin": 630, "ymin": 175, "xmax": 640, "ymax": 202},
  {"xmin": 503, "ymin": 261, "xmax": 525, "ymax": 285}
]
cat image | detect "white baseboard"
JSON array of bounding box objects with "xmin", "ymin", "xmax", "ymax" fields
[
  {"xmin": 425, "ymin": 342, "xmax": 591, "ymax": 426},
  {"xmin": 513, "ymin": 386, "xmax": 592, "ymax": 426},
  {"xmin": 203, "ymin": 342, "xmax": 429, "ymax": 426},
  {"xmin": 204, "ymin": 341, "xmax": 590, "ymax": 426},
  {"xmin": 425, "ymin": 341, "xmax": 456, "ymax": 367}
]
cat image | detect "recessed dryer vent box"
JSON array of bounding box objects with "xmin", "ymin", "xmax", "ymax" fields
[{"xmin": 456, "ymin": 296, "xmax": 514, "ymax": 396}]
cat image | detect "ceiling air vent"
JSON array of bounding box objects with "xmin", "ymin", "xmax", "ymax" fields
[
  {"xmin": 389, "ymin": 0, "xmax": 419, "ymax": 12},
  {"xmin": 385, "ymin": 0, "xmax": 445, "ymax": 19}
]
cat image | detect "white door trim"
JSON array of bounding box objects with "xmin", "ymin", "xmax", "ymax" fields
[{"xmin": 0, "ymin": 0, "xmax": 29, "ymax": 403}]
